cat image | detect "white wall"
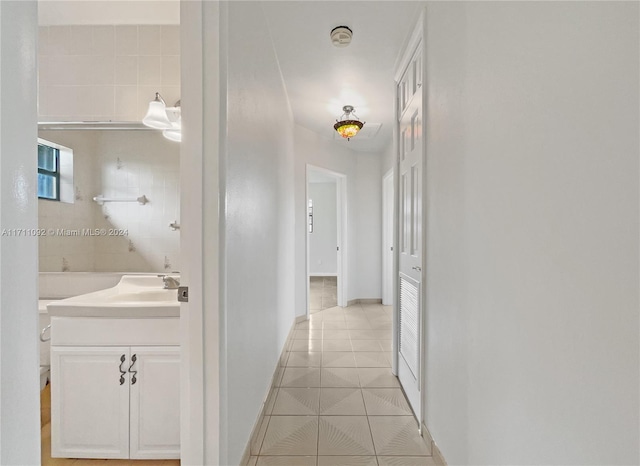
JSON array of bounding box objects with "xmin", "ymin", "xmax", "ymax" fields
[
  {"xmin": 308, "ymin": 182, "xmax": 337, "ymax": 275},
  {"xmin": 38, "ymin": 24, "xmax": 180, "ymax": 122},
  {"xmin": 294, "ymin": 126, "xmax": 382, "ymax": 314},
  {"xmin": 422, "ymin": 2, "xmax": 639, "ymax": 464},
  {"xmin": 220, "ymin": 2, "xmax": 296, "ymax": 464},
  {"xmin": 37, "ymin": 130, "xmax": 180, "ymax": 273},
  {"xmin": 0, "ymin": 1, "xmax": 41, "ymax": 464}
]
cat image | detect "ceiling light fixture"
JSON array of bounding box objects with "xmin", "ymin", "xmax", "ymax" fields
[
  {"xmin": 334, "ymin": 105, "xmax": 365, "ymax": 140},
  {"xmin": 142, "ymin": 92, "xmax": 181, "ymax": 142}
]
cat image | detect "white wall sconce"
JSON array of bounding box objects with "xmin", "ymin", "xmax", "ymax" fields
[{"xmin": 142, "ymin": 92, "xmax": 181, "ymax": 142}]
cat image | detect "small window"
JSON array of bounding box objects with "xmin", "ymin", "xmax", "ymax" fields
[
  {"xmin": 37, "ymin": 138, "xmax": 74, "ymax": 204},
  {"xmin": 38, "ymin": 143, "xmax": 60, "ymax": 200}
]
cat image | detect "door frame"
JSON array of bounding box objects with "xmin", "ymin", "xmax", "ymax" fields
[
  {"xmin": 305, "ymin": 164, "xmax": 348, "ymax": 316},
  {"xmin": 382, "ymin": 169, "xmax": 394, "ymax": 306},
  {"xmin": 392, "ymin": 8, "xmax": 427, "ymax": 430}
]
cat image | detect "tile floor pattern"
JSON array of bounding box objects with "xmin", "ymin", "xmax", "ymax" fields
[
  {"xmin": 40, "ymin": 384, "xmax": 180, "ymax": 466},
  {"xmin": 309, "ymin": 276, "xmax": 338, "ymax": 313},
  {"xmin": 249, "ymin": 303, "xmax": 435, "ymax": 466}
]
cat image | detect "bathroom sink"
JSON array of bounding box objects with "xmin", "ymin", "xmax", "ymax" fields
[
  {"xmin": 101, "ymin": 289, "xmax": 177, "ymax": 303},
  {"xmin": 47, "ymin": 275, "xmax": 180, "ymax": 318}
]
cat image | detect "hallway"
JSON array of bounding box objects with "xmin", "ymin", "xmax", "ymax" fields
[{"xmin": 249, "ymin": 304, "xmax": 433, "ymax": 465}]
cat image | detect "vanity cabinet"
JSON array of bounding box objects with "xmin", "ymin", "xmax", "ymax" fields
[{"xmin": 50, "ymin": 316, "xmax": 180, "ymax": 460}]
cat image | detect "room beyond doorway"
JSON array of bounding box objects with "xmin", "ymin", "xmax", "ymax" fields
[
  {"xmin": 309, "ymin": 276, "xmax": 338, "ymax": 313},
  {"xmin": 306, "ymin": 165, "xmax": 347, "ymax": 315}
]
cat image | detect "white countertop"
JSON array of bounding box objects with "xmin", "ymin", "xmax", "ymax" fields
[{"xmin": 46, "ymin": 275, "xmax": 180, "ymax": 318}]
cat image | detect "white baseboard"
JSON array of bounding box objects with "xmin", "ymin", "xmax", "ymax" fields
[
  {"xmin": 240, "ymin": 319, "xmax": 297, "ymax": 466},
  {"xmin": 346, "ymin": 298, "xmax": 383, "ymax": 306},
  {"xmin": 421, "ymin": 422, "xmax": 448, "ymax": 466},
  {"xmin": 308, "ymin": 273, "xmax": 338, "ymax": 277}
]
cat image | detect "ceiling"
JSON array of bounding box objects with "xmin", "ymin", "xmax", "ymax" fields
[
  {"xmin": 38, "ymin": 0, "xmax": 419, "ymax": 153},
  {"xmin": 262, "ymin": 1, "xmax": 420, "ymax": 153}
]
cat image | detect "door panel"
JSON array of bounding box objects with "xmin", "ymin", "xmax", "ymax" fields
[
  {"xmin": 51, "ymin": 347, "xmax": 130, "ymax": 459},
  {"xmin": 397, "ymin": 42, "xmax": 424, "ymax": 421},
  {"xmin": 129, "ymin": 346, "xmax": 181, "ymax": 459}
]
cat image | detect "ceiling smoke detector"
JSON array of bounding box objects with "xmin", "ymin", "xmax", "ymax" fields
[{"xmin": 330, "ymin": 26, "xmax": 353, "ymax": 48}]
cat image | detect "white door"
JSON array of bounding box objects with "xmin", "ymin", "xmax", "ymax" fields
[
  {"xmin": 382, "ymin": 171, "xmax": 394, "ymax": 305},
  {"xmin": 129, "ymin": 346, "xmax": 181, "ymax": 459},
  {"xmin": 51, "ymin": 346, "xmax": 130, "ymax": 459},
  {"xmin": 396, "ymin": 42, "xmax": 424, "ymax": 421}
]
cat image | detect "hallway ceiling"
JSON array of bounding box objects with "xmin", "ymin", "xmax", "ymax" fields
[{"xmin": 262, "ymin": 1, "xmax": 421, "ymax": 153}]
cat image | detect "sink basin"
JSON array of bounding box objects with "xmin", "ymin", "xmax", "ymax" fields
[
  {"xmin": 47, "ymin": 275, "xmax": 180, "ymax": 318},
  {"xmin": 101, "ymin": 289, "xmax": 177, "ymax": 303}
]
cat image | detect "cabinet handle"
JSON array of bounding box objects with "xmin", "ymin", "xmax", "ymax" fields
[
  {"xmin": 128, "ymin": 354, "xmax": 137, "ymax": 385},
  {"xmin": 118, "ymin": 354, "xmax": 126, "ymax": 385},
  {"xmin": 40, "ymin": 324, "xmax": 51, "ymax": 342}
]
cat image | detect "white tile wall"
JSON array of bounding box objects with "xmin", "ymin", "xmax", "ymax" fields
[
  {"xmin": 38, "ymin": 25, "xmax": 180, "ymax": 122},
  {"xmin": 38, "ymin": 130, "xmax": 180, "ymax": 273}
]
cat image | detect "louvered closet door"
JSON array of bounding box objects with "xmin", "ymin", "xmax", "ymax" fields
[{"xmin": 397, "ymin": 42, "xmax": 423, "ymax": 420}]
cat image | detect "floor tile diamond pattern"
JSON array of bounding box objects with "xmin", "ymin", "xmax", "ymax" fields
[
  {"xmin": 260, "ymin": 416, "xmax": 318, "ymax": 456},
  {"xmin": 368, "ymin": 416, "xmax": 431, "ymax": 456},
  {"xmin": 320, "ymin": 388, "xmax": 367, "ymax": 415},
  {"xmin": 251, "ymin": 304, "xmax": 434, "ymax": 464},
  {"xmin": 318, "ymin": 416, "xmax": 376, "ymax": 456}
]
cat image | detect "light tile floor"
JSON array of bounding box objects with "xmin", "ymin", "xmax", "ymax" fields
[
  {"xmin": 249, "ymin": 304, "xmax": 435, "ymax": 466},
  {"xmin": 309, "ymin": 277, "xmax": 337, "ymax": 313}
]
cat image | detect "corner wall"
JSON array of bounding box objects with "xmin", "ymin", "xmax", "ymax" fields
[
  {"xmin": 220, "ymin": 3, "xmax": 296, "ymax": 464},
  {"xmin": 423, "ymin": 2, "xmax": 639, "ymax": 464}
]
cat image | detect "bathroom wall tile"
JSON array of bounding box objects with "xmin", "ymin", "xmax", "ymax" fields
[
  {"xmin": 38, "ymin": 56, "xmax": 54, "ymax": 90},
  {"xmin": 160, "ymin": 86, "xmax": 181, "ymax": 108},
  {"xmin": 90, "ymin": 55, "xmax": 115, "ymax": 86},
  {"xmin": 161, "ymin": 25, "xmax": 180, "ymax": 55},
  {"xmin": 69, "ymin": 26, "xmax": 94, "ymax": 55},
  {"xmin": 138, "ymin": 56, "xmax": 162, "ymax": 86},
  {"xmin": 115, "ymin": 86, "xmax": 139, "ymax": 120},
  {"xmin": 69, "ymin": 86, "xmax": 94, "ymax": 118},
  {"xmin": 92, "ymin": 26, "xmax": 115, "ymax": 56},
  {"xmin": 39, "ymin": 27, "xmax": 51, "ymax": 56},
  {"xmin": 39, "ymin": 24, "xmax": 179, "ymax": 123},
  {"xmin": 93, "ymin": 86, "xmax": 115, "ymax": 117},
  {"xmin": 161, "ymin": 56, "xmax": 180, "ymax": 86},
  {"xmin": 138, "ymin": 26, "xmax": 162, "ymax": 56},
  {"xmin": 115, "ymin": 25, "xmax": 138, "ymax": 56},
  {"xmin": 42, "ymin": 86, "xmax": 76, "ymax": 117},
  {"xmin": 115, "ymin": 56, "xmax": 138, "ymax": 85},
  {"xmin": 48, "ymin": 26, "xmax": 72, "ymax": 56}
]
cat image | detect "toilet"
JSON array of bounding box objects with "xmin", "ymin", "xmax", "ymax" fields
[{"xmin": 38, "ymin": 300, "xmax": 53, "ymax": 390}]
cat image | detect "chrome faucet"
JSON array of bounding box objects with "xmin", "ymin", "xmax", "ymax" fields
[{"xmin": 160, "ymin": 275, "xmax": 180, "ymax": 290}]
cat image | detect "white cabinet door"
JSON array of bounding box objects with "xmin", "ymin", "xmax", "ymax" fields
[
  {"xmin": 129, "ymin": 346, "xmax": 181, "ymax": 459},
  {"xmin": 51, "ymin": 347, "xmax": 130, "ymax": 459}
]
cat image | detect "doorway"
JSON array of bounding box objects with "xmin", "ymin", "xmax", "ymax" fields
[
  {"xmin": 382, "ymin": 169, "xmax": 394, "ymax": 306},
  {"xmin": 306, "ymin": 165, "xmax": 347, "ymax": 315}
]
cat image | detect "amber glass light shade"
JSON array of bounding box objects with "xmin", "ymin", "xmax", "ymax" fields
[
  {"xmin": 333, "ymin": 105, "xmax": 365, "ymax": 141},
  {"xmin": 334, "ymin": 120, "xmax": 364, "ymax": 139}
]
